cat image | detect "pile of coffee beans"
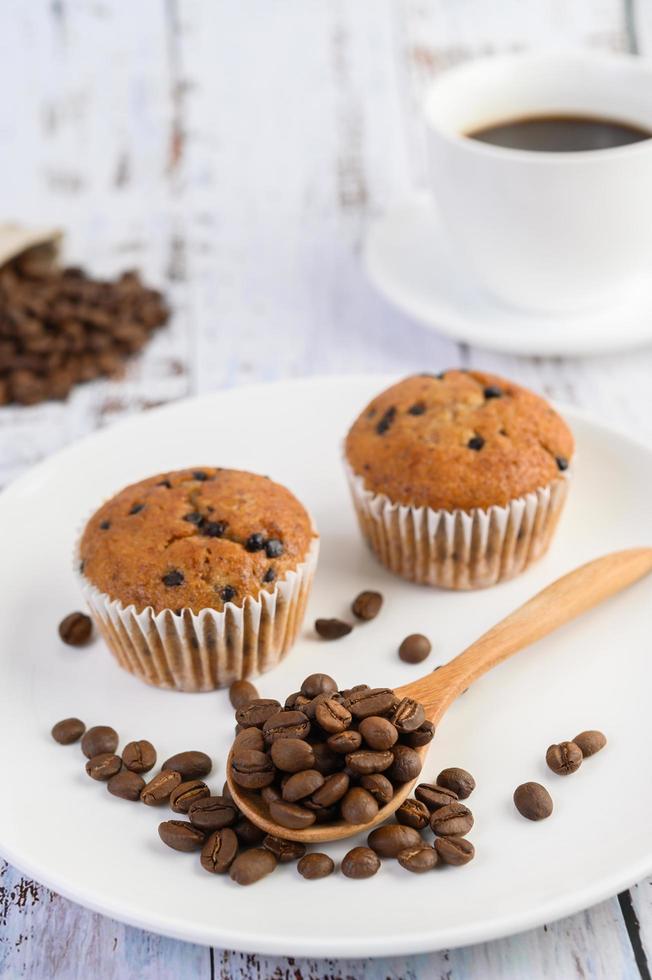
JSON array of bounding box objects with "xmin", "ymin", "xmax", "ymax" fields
[{"xmin": 0, "ymin": 252, "xmax": 168, "ymax": 406}]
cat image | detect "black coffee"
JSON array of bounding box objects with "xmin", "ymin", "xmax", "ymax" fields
[{"xmin": 468, "ymin": 114, "xmax": 651, "ymax": 152}]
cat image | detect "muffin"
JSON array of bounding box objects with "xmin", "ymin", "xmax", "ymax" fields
[
  {"xmin": 345, "ymin": 370, "xmax": 573, "ymax": 589},
  {"xmin": 78, "ymin": 467, "xmax": 319, "ymax": 691}
]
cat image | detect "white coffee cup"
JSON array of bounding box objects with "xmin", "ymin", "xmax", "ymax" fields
[{"xmin": 424, "ymin": 51, "xmax": 652, "ymax": 313}]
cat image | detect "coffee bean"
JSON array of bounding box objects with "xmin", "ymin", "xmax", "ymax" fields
[
  {"xmin": 340, "ymin": 787, "xmax": 379, "ymax": 824},
  {"xmin": 81, "ymin": 726, "xmax": 118, "ymax": 759},
  {"xmin": 270, "ymin": 738, "xmax": 315, "ymax": 773},
  {"xmin": 347, "ymin": 688, "xmax": 397, "ymax": 719},
  {"xmin": 435, "ymin": 836, "xmax": 475, "ymax": 866},
  {"xmin": 233, "ymin": 816, "xmax": 266, "ymax": 846},
  {"xmin": 222, "ymin": 780, "xmax": 234, "ymax": 802},
  {"xmin": 122, "ymin": 739, "xmax": 157, "ymax": 773},
  {"xmin": 86, "ymin": 753, "xmax": 122, "ymax": 781},
  {"xmin": 58, "ymin": 611, "xmax": 93, "ymax": 646},
  {"xmin": 358, "ymin": 716, "xmax": 398, "ymax": 751},
  {"xmin": 367, "ymin": 824, "xmax": 422, "ymax": 858},
  {"xmin": 311, "ymin": 741, "xmax": 342, "ymax": 776},
  {"xmin": 268, "ymin": 799, "xmax": 316, "ymax": 830},
  {"xmin": 228, "ymin": 680, "xmax": 259, "ymax": 710},
  {"xmin": 231, "ymin": 749, "xmax": 275, "ymax": 789},
  {"xmin": 360, "ymin": 773, "xmax": 393, "ymax": 805},
  {"xmin": 262, "ymin": 710, "xmax": 310, "ymax": 743},
  {"xmin": 345, "ymin": 749, "xmax": 394, "ymax": 776},
  {"xmin": 141, "ymin": 770, "xmax": 182, "ymax": 805},
  {"xmin": 437, "ymin": 767, "xmax": 475, "ymax": 800},
  {"xmin": 351, "ymin": 591, "xmax": 383, "ymax": 621},
  {"xmin": 285, "ymin": 691, "xmax": 311, "ymax": 710},
  {"xmin": 282, "ymin": 769, "xmax": 325, "ymax": 803},
  {"xmin": 315, "ymin": 618, "xmax": 352, "ymax": 640},
  {"xmin": 398, "ymin": 634, "xmax": 431, "ymax": 664},
  {"xmin": 107, "ymin": 770, "xmax": 145, "ymax": 801},
  {"xmin": 386, "ymin": 745, "xmax": 422, "ymax": 784},
  {"xmin": 263, "ymin": 835, "xmax": 306, "ymax": 863},
  {"xmin": 341, "ymin": 846, "xmax": 380, "ymax": 879},
  {"xmin": 430, "ymin": 802, "xmax": 474, "ymax": 836},
  {"xmin": 161, "ymin": 751, "xmax": 212, "ymax": 780},
  {"xmin": 233, "ymin": 727, "xmax": 265, "ymax": 753},
  {"xmin": 415, "ymin": 783, "xmax": 458, "ymax": 811},
  {"xmin": 170, "ymin": 779, "xmax": 210, "ymax": 813},
  {"xmin": 300, "ymin": 673, "xmax": 338, "ymax": 698},
  {"xmin": 230, "ymin": 848, "xmax": 277, "ymax": 885},
  {"xmin": 315, "ymin": 699, "xmax": 352, "ymax": 734},
  {"xmin": 300, "ymin": 692, "xmax": 332, "ymax": 722},
  {"xmin": 51, "ymin": 717, "xmax": 85, "ymax": 745},
  {"xmin": 546, "ymin": 741, "xmax": 583, "ymax": 775},
  {"xmin": 261, "ymin": 785, "xmax": 281, "ymax": 805},
  {"xmin": 297, "ymin": 853, "xmax": 335, "ymax": 879},
  {"xmin": 390, "ymin": 698, "xmax": 425, "ymax": 733},
  {"xmin": 396, "ymin": 798, "xmax": 430, "ymax": 830},
  {"xmin": 189, "ymin": 795, "xmax": 238, "ymax": 831},
  {"xmin": 514, "ymin": 782, "xmax": 553, "ymax": 821},
  {"xmin": 158, "ymin": 820, "xmax": 205, "ymax": 852},
  {"xmin": 201, "ymin": 828, "xmax": 239, "ymax": 873},
  {"xmin": 235, "ymin": 699, "xmax": 282, "ymax": 728},
  {"xmin": 573, "ymin": 730, "xmax": 607, "ymax": 758},
  {"xmin": 402, "ymin": 721, "xmax": 435, "ymax": 748},
  {"xmin": 327, "ymin": 730, "xmax": 362, "ymax": 754},
  {"xmin": 397, "ymin": 845, "xmax": 438, "ymax": 873},
  {"xmin": 311, "ymin": 772, "xmax": 350, "ymax": 807}
]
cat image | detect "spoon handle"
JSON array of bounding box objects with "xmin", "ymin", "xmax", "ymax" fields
[{"xmin": 401, "ymin": 548, "xmax": 652, "ymax": 717}]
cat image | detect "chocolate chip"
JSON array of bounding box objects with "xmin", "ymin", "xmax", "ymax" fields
[
  {"xmin": 129, "ymin": 503, "xmax": 144, "ymax": 515},
  {"xmin": 468, "ymin": 435, "xmax": 485, "ymax": 451},
  {"xmin": 202, "ymin": 521, "xmax": 226, "ymax": 537},
  {"xmin": 184, "ymin": 512, "xmax": 203, "ymax": 525},
  {"xmin": 162, "ymin": 570, "xmax": 184, "ymax": 587},
  {"xmin": 483, "ymin": 385, "xmax": 502, "ymax": 399},
  {"xmin": 156, "ymin": 479, "xmax": 172, "ymax": 488},
  {"xmin": 315, "ymin": 618, "xmax": 353, "ymax": 640},
  {"xmin": 263, "ymin": 567, "xmax": 276, "ymax": 583},
  {"xmin": 245, "ymin": 533, "xmax": 266, "ymax": 552},
  {"xmin": 220, "ymin": 585, "xmax": 237, "ymax": 602},
  {"xmin": 407, "ymin": 402, "xmax": 426, "ymax": 416},
  {"xmin": 58, "ymin": 611, "xmax": 93, "ymax": 646},
  {"xmin": 265, "ymin": 538, "xmax": 284, "ymax": 558},
  {"xmin": 99, "ymin": 519, "xmax": 111, "ymax": 530},
  {"xmin": 376, "ymin": 406, "xmax": 397, "ymax": 435},
  {"xmin": 193, "ymin": 471, "xmax": 208, "ymax": 481},
  {"xmin": 556, "ymin": 456, "xmax": 569, "ymax": 471}
]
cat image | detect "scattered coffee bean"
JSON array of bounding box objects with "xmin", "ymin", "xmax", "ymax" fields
[
  {"xmin": 229, "ymin": 680, "xmax": 259, "ymax": 709},
  {"xmin": 367, "ymin": 824, "xmax": 422, "ymax": 858},
  {"xmin": 434, "ymin": 836, "xmax": 475, "ymax": 866},
  {"xmin": 141, "ymin": 770, "xmax": 182, "ymax": 805},
  {"xmin": 51, "ymin": 717, "xmax": 85, "ymax": 745},
  {"xmin": 122, "ymin": 739, "xmax": 157, "ymax": 773},
  {"xmin": 263, "ymin": 835, "xmax": 306, "ymax": 863},
  {"xmin": 315, "ymin": 618, "xmax": 353, "ymax": 640},
  {"xmin": 513, "ymin": 782, "xmax": 553, "ymax": 821},
  {"xmin": 437, "ymin": 767, "xmax": 475, "ymax": 800},
  {"xmin": 351, "ymin": 591, "xmax": 383, "ymax": 621},
  {"xmin": 268, "ymin": 799, "xmax": 316, "ymax": 830},
  {"xmin": 573, "ymin": 730, "xmax": 607, "ymax": 758},
  {"xmin": 189, "ymin": 795, "xmax": 238, "ymax": 831},
  {"xmin": 546, "ymin": 741, "xmax": 583, "ymax": 775},
  {"xmin": 358, "ymin": 716, "xmax": 398, "ymax": 751},
  {"xmin": 230, "ymin": 848, "xmax": 277, "ymax": 885},
  {"xmin": 158, "ymin": 820, "xmax": 205, "ymax": 852},
  {"xmin": 397, "ymin": 845, "xmax": 438, "ymax": 873},
  {"xmin": 170, "ymin": 779, "xmax": 210, "ymax": 814},
  {"xmin": 396, "ymin": 798, "xmax": 430, "ymax": 830},
  {"xmin": 58, "ymin": 611, "xmax": 93, "ymax": 646},
  {"xmin": 430, "ymin": 803, "xmax": 474, "ymax": 837},
  {"xmin": 162, "ymin": 751, "xmax": 212, "ymax": 780},
  {"xmin": 81, "ymin": 726, "xmax": 118, "ymax": 759},
  {"xmin": 201, "ymin": 828, "xmax": 239, "ymax": 873},
  {"xmin": 415, "ymin": 783, "xmax": 459, "ymax": 811},
  {"xmin": 297, "ymin": 853, "xmax": 335, "ymax": 879},
  {"xmin": 86, "ymin": 753, "xmax": 122, "ymax": 781},
  {"xmin": 235, "ymin": 699, "xmax": 282, "ymax": 728},
  {"xmin": 360, "ymin": 773, "xmax": 394, "ymax": 805},
  {"xmin": 398, "ymin": 634, "xmax": 431, "ymax": 664},
  {"xmin": 341, "ymin": 846, "xmax": 380, "ymax": 879},
  {"xmin": 107, "ymin": 770, "xmax": 146, "ymax": 801}
]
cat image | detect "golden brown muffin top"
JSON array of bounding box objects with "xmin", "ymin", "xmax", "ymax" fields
[
  {"xmin": 79, "ymin": 467, "xmax": 316, "ymax": 614},
  {"xmin": 345, "ymin": 370, "xmax": 574, "ymax": 512}
]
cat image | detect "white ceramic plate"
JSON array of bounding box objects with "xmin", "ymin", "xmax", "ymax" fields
[
  {"xmin": 0, "ymin": 376, "xmax": 651, "ymax": 958},
  {"xmin": 364, "ymin": 194, "xmax": 652, "ymax": 356}
]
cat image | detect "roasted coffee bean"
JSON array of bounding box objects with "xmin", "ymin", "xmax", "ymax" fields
[
  {"xmin": 315, "ymin": 699, "xmax": 352, "ymax": 734},
  {"xmin": 360, "ymin": 773, "xmax": 393, "ymax": 805},
  {"xmin": 346, "ymin": 688, "xmax": 397, "ymax": 719},
  {"xmin": 122, "ymin": 739, "xmax": 157, "ymax": 773},
  {"xmin": 300, "ymin": 673, "xmax": 338, "ymax": 698},
  {"xmin": 402, "ymin": 721, "xmax": 435, "ymax": 748},
  {"xmin": 170, "ymin": 779, "xmax": 210, "ymax": 813},
  {"xmin": 268, "ymin": 799, "xmax": 316, "ymax": 830},
  {"xmin": 434, "ymin": 836, "xmax": 475, "ymax": 866},
  {"xmin": 437, "ymin": 767, "xmax": 475, "ymax": 800},
  {"xmin": 158, "ymin": 820, "xmax": 205, "ymax": 852},
  {"xmin": 229, "ymin": 679, "xmax": 259, "ymax": 709},
  {"xmin": 340, "ymin": 787, "xmax": 379, "ymax": 824},
  {"xmin": 235, "ymin": 699, "xmax": 282, "ymax": 728},
  {"xmin": 327, "ymin": 730, "xmax": 362, "ymax": 754},
  {"xmin": 415, "ymin": 783, "xmax": 459, "ymax": 811},
  {"xmin": 162, "ymin": 750, "xmax": 212, "ymax": 780},
  {"xmin": 358, "ymin": 716, "xmax": 398, "ymax": 751},
  {"xmin": 107, "ymin": 770, "xmax": 145, "ymax": 801},
  {"xmin": 513, "ymin": 782, "xmax": 553, "ymax": 821},
  {"xmin": 345, "ymin": 749, "xmax": 394, "ymax": 776},
  {"xmin": 233, "ymin": 727, "xmax": 265, "ymax": 753},
  {"xmin": 222, "ymin": 780, "xmax": 234, "ymax": 802},
  {"xmin": 341, "ymin": 846, "xmax": 380, "ymax": 879},
  {"xmin": 51, "ymin": 717, "xmax": 85, "ymax": 744},
  {"xmin": 430, "ymin": 802, "xmax": 474, "ymax": 836},
  {"xmin": 263, "ymin": 835, "xmax": 306, "ymax": 862},
  {"xmin": 189, "ymin": 795, "xmax": 238, "ymax": 831},
  {"xmin": 282, "ymin": 769, "xmax": 325, "ymax": 802},
  {"xmin": 262, "ymin": 710, "xmax": 310, "ymax": 743},
  {"xmin": 270, "ymin": 738, "xmax": 315, "ymax": 773},
  {"xmin": 396, "ymin": 798, "xmax": 430, "ymax": 830},
  {"xmin": 141, "ymin": 770, "xmax": 182, "ymax": 805},
  {"xmin": 230, "ymin": 848, "xmax": 277, "ymax": 885},
  {"xmin": 315, "ymin": 618, "xmax": 353, "ymax": 640},
  {"xmin": 58, "ymin": 611, "xmax": 93, "ymax": 646},
  {"xmin": 261, "ymin": 785, "xmax": 281, "ymax": 805},
  {"xmin": 310, "ymin": 741, "xmax": 342, "ymax": 776},
  {"xmin": 397, "ymin": 845, "xmax": 438, "ymax": 873},
  {"xmin": 386, "ymin": 745, "xmax": 422, "ymax": 783},
  {"xmin": 297, "ymin": 852, "xmax": 335, "ymax": 879},
  {"xmin": 284, "ymin": 691, "xmax": 311, "ymax": 710},
  {"xmin": 201, "ymin": 828, "xmax": 238, "ymax": 873},
  {"xmin": 351, "ymin": 591, "xmax": 383, "ymax": 621},
  {"xmin": 86, "ymin": 753, "xmax": 122, "ymax": 781},
  {"xmin": 81, "ymin": 725, "xmax": 118, "ymax": 759},
  {"xmin": 573, "ymin": 730, "xmax": 607, "ymax": 758},
  {"xmin": 390, "ymin": 698, "xmax": 425, "ymax": 733},
  {"xmin": 231, "ymin": 749, "xmax": 275, "ymax": 789},
  {"xmin": 398, "ymin": 634, "xmax": 431, "ymax": 664},
  {"xmin": 233, "ymin": 816, "xmax": 266, "ymax": 846},
  {"xmin": 546, "ymin": 741, "xmax": 583, "ymax": 775},
  {"xmin": 311, "ymin": 772, "xmax": 350, "ymax": 807},
  {"xmin": 301, "ymin": 692, "xmax": 332, "ymax": 722},
  {"xmin": 367, "ymin": 824, "xmax": 422, "ymax": 858}
]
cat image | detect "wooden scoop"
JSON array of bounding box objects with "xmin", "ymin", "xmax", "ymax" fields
[{"xmin": 227, "ymin": 548, "xmax": 652, "ymax": 843}]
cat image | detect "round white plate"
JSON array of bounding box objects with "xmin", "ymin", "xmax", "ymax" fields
[
  {"xmin": 364, "ymin": 194, "xmax": 652, "ymax": 356},
  {"xmin": 1, "ymin": 376, "xmax": 651, "ymax": 957}
]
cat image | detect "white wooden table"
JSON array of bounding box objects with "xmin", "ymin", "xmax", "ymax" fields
[{"xmin": 1, "ymin": 2, "xmax": 652, "ymax": 977}]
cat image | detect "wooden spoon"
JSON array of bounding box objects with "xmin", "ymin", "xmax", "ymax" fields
[{"xmin": 227, "ymin": 547, "xmax": 652, "ymax": 843}]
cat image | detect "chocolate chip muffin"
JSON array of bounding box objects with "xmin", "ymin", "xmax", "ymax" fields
[
  {"xmin": 78, "ymin": 468, "xmax": 319, "ymax": 691},
  {"xmin": 345, "ymin": 370, "xmax": 573, "ymax": 589}
]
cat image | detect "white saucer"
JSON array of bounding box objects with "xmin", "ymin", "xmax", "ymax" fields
[{"xmin": 364, "ymin": 194, "xmax": 652, "ymax": 356}]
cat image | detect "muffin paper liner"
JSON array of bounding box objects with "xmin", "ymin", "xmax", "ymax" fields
[
  {"xmin": 346, "ymin": 464, "xmax": 569, "ymax": 590},
  {"xmin": 77, "ymin": 535, "xmax": 319, "ymax": 693}
]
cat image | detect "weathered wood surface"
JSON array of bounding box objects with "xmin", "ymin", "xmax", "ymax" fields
[{"xmin": 1, "ymin": 0, "xmax": 651, "ymax": 977}]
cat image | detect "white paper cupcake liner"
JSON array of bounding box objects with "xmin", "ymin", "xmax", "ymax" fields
[
  {"xmin": 77, "ymin": 536, "xmax": 319, "ymax": 692},
  {"xmin": 346, "ymin": 464, "xmax": 569, "ymax": 590}
]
